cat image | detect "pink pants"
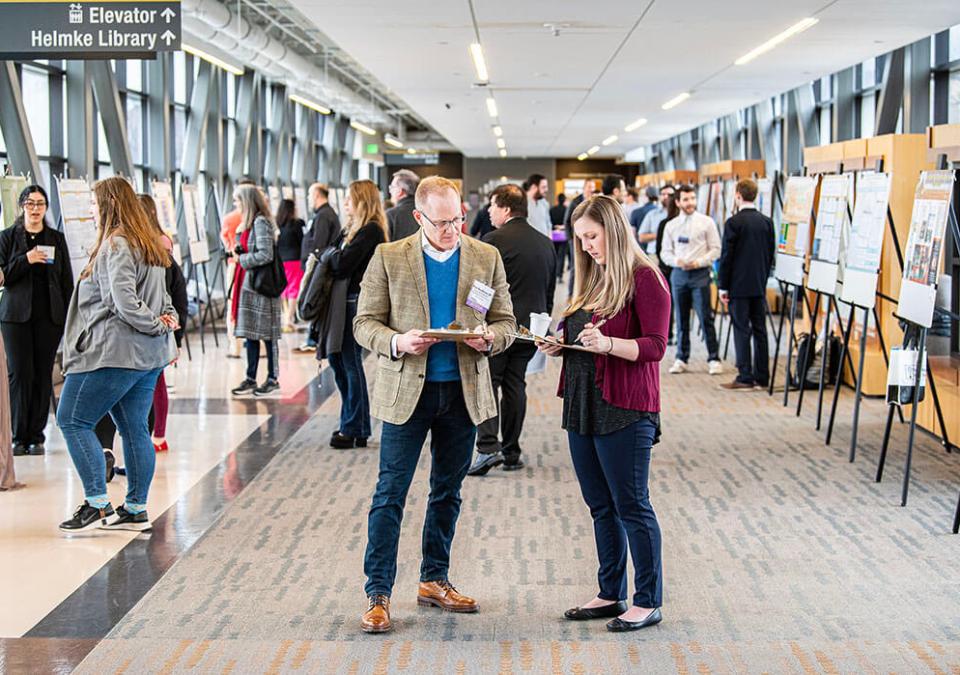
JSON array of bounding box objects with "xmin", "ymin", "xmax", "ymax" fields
[{"xmin": 152, "ymin": 371, "xmax": 168, "ymax": 438}]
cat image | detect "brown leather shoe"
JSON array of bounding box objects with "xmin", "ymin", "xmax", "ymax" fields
[
  {"xmin": 719, "ymin": 380, "xmax": 755, "ymax": 391},
  {"xmin": 361, "ymin": 594, "xmax": 392, "ymax": 633},
  {"xmin": 417, "ymin": 580, "xmax": 479, "ymax": 613}
]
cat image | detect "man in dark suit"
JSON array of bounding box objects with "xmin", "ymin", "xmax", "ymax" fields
[
  {"xmin": 296, "ymin": 183, "xmax": 342, "ymax": 352},
  {"xmin": 468, "ymin": 183, "xmax": 556, "ymax": 476},
  {"xmin": 717, "ymin": 178, "xmax": 775, "ymax": 391},
  {"xmin": 386, "ymin": 169, "xmax": 420, "ymax": 240}
]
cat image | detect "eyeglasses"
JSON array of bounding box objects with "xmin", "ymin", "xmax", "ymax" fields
[
  {"xmin": 418, "ymin": 211, "xmax": 465, "ymax": 232},
  {"xmin": 23, "ymin": 200, "xmax": 47, "ymax": 209}
]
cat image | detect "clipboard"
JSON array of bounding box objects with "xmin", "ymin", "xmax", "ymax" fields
[
  {"xmin": 419, "ymin": 329, "xmax": 480, "ymax": 342},
  {"xmin": 509, "ymin": 333, "xmax": 593, "ymax": 352}
]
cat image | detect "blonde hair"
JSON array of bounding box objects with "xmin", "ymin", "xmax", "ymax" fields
[
  {"xmin": 414, "ymin": 176, "xmax": 461, "ymax": 211},
  {"xmin": 345, "ymin": 179, "xmax": 389, "ymax": 244},
  {"xmin": 82, "ymin": 177, "xmax": 171, "ymax": 280},
  {"xmin": 235, "ymin": 185, "xmax": 276, "ymax": 236},
  {"xmin": 565, "ymin": 195, "xmax": 665, "ymax": 318}
]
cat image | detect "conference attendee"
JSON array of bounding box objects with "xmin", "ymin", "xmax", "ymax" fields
[
  {"xmin": 623, "ymin": 187, "xmax": 641, "ymax": 222},
  {"xmin": 549, "ymin": 193, "xmax": 568, "ymax": 278},
  {"xmin": 57, "ymin": 176, "xmax": 177, "ymax": 533},
  {"xmin": 386, "ymin": 169, "xmax": 420, "ymax": 241},
  {"xmin": 524, "ymin": 173, "xmax": 552, "ymax": 238},
  {"xmin": 230, "ymin": 185, "xmax": 283, "ymax": 397},
  {"xmin": 538, "ymin": 195, "xmax": 669, "ymax": 633},
  {"xmin": 0, "ymin": 185, "xmax": 74, "ymax": 456},
  {"xmin": 470, "ymin": 196, "xmax": 494, "ymax": 240},
  {"xmin": 353, "ymin": 176, "xmax": 516, "ymax": 633},
  {"xmin": 297, "ymin": 183, "xmax": 342, "ymax": 352},
  {"xmin": 468, "ymin": 184, "xmax": 555, "ymax": 476},
  {"xmin": 636, "ymin": 185, "xmax": 675, "ymax": 256},
  {"xmin": 601, "ymin": 174, "xmax": 626, "ymax": 203},
  {"xmin": 630, "ymin": 186, "xmax": 658, "ymax": 238},
  {"xmin": 138, "ymin": 194, "xmax": 189, "ymax": 454},
  {"xmin": 660, "ymin": 184, "xmax": 722, "ymax": 375},
  {"xmin": 717, "ymin": 178, "xmax": 775, "ymax": 391},
  {"xmin": 564, "ymin": 179, "xmax": 596, "ymax": 294},
  {"xmin": 276, "ymin": 199, "xmax": 305, "ymax": 333},
  {"xmin": 324, "ymin": 180, "xmax": 388, "ymax": 449},
  {"xmin": 0, "ymin": 270, "xmax": 23, "ymax": 491},
  {"xmin": 222, "ymin": 177, "xmax": 255, "ymax": 358},
  {"xmin": 655, "ymin": 192, "xmax": 681, "ymax": 346}
]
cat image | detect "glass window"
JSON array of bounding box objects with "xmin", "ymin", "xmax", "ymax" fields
[
  {"xmin": 950, "ymin": 23, "xmax": 960, "ymax": 62},
  {"xmin": 819, "ymin": 106, "xmax": 831, "ymax": 145},
  {"xmin": 126, "ymin": 60, "xmax": 142, "ymax": 92},
  {"xmin": 21, "ymin": 67, "xmax": 51, "ymax": 156},
  {"xmin": 96, "ymin": 113, "xmax": 110, "ymax": 163},
  {"xmin": 949, "ymin": 70, "xmax": 960, "ymax": 124},
  {"xmin": 127, "ymin": 95, "xmax": 144, "ymax": 165},
  {"xmin": 0, "ymin": 122, "xmax": 5, "ymax": 152},
  {"xmin": 861, "ymin": 58, "xmax": 876, "ymax": 89},
  {"xmin": 173, "ymin": 51, "xmax": 187, "ymax": 104},
  {"xmin": 860, "ymin": 92, "xmax": 876, "ymax": 137},
  {"xmin": 227, "ymin": 72, "xmax": 237, "ymax": 119},
  {"xmin": 173, "ymin": 108, "xmax": 186, "ymax": 167}
]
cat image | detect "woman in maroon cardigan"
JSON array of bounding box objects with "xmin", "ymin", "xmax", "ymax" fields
[{"xmin": 539, "ymin": 195, "xmax": 671, "ymax": 632}]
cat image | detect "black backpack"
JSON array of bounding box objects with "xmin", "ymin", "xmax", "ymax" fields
[{"xmin": 297, "ymin": 245, "xmax": 338, "ymax": 321}]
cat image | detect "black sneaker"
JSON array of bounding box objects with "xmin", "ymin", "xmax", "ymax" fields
[
  {"xmin": 253, "ymin": 379, "xmax": 280, "ymax": 396},
  {"xmin": 105, "ymin": 451, "xmax": 116, "ymax": 483},
  {"xmin": 231, "ymin": 378, "xmax": 257, "ymax": 396},
  {"xmin": 100, "ymin": 505, "xmax": 152, "ymax": 532},
  {"xmin": 330, "ymin": 432, "xmax": 368, "ymax": 449},
  {"xmin": 60, "ymin": 502, "xmax": 115, "ymax": 533}
]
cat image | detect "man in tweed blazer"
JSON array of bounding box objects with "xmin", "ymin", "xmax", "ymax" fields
[{"xmin": 354, "ymin": 177, "xmax": 516, "ymax": 633}]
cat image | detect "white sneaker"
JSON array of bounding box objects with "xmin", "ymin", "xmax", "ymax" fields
[
  {"xmin": 668, "ymin": 359, "xmax": 687, "ymax": 374},
  {"xmin": 708, "ymin": 360, "xmax": 723, "ymax": 375}
]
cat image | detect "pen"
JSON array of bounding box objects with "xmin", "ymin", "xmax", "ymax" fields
[{"xmin": 575, "ymin": 318, "xmax": 607, "ymax": 344}]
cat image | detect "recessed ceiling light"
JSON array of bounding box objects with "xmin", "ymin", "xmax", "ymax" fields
[
  {"xmin": 661, "ymin": 92, "xmax": 691, "ymax": 110},
  {"xmin": 486, "ymin": 97, "xmax": 498, "ymax": 117},
  {"xmin": 602, "ymin": 135, "xmax": 618, "ymax": 146},
  {"xmin": 499, "ymin": 149, "xmax": 507, "ymax": 158},
  {"xmin": 496, "ymin": 138, "xmax": 506, "ymax": 149},
  {"xmin": 587, "ymin": 145, "xmax": 600, "ymax": 156},
  {"xmin": 624, "ymin": 117, "xmax": 648, "ymax": 132},
  {"xmin": 407, "ymin": 147, "xmax": 416, "ymax": 154},
  {"xmin": 493, "ymin": 126, "xmax": 503, "ymax": 137},
  {"xmin": 734, "ymin": 17, "xmax": 819, "ymax": 66},
  {"xmin": 577, "ymin": 153, "xmax": 589, "ymax": 161},
  {"xmin": 469, "ymin": 43, "xmax": 489, "ymax": 82}
]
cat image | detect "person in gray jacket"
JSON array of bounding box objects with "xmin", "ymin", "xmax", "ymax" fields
[
  {"xmin": 57, "ymin": 177, "xmax": 178, "ymax": 533},
  {"xmin": 230, "ymin": 185, "xmax": 283, "ymax": 396}
]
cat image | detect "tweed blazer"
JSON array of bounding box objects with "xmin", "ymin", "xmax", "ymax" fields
[{"xmin": 353, "ymin": 233, "xmax": 516, "ymax": 426}]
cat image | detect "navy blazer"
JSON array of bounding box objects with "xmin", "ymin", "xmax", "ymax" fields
[
  {"xmin": 717, "ymin": 208, "xmax": 775, "ymax": 298},
  {"xmin": 0, "ymin": 224, "xmax": 75, "ymax": 325}
]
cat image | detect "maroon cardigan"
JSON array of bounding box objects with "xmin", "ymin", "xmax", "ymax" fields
[{"xmin": 558, "ymin": 265, "xmax": 671, "ymax": 412}]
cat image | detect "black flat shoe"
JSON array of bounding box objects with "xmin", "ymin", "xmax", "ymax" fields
[
  {"xmin": 502, "ymin": 458, "xmax": 525, "ymax": 472},
  {"xmin": 12, "ymin": 443, "xmax": 28, "ymax": 457},
  {"xmin": 467, "ymin": 451, "xmax": 503, "ymax": 476},
  {"xmin": 330, "ymin": 432, "xmax": 367, "ymax": 449},
  {"xmin": 27, "ymin": 443, "xmax": 45, "ymax": 456},
  {"xmin": 606, "ymin": 607, "xmax": 662, "ymax": 632},
  {"xmin": 564, "ymin": 600, "xmax": 628, "ymax": 621}
]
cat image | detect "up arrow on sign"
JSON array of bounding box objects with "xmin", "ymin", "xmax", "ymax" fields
[
  {"xmin": 161, "ymin": 7, "xmax": 176, "ymax": 22},
  {"xmin": 160, "ymin": 30, "xmax": 176, "ymax": 46}
]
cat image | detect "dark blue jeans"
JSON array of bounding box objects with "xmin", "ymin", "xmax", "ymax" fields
[
  {"xmin": 364, "ymin": 381, "xmax": 477, "ymax": 597},
  {"xmin": 568, "ymin": 418, "xmax": 662, "ymax": 608},
  {"xmin": 328, "ymin": 297, "xmax": 370, "ymax": 438},
  {"xmin": 57, "ymin": 367, "xmax": 163, "ymax": 509},
  {"xmin": 671, "ymin": 267, "xmax": 719, "ymax": 362}
]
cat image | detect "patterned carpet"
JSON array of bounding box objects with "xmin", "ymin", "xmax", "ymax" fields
[{"xmin": 75, "ymin": 343, "xmax": 960, "ymax": 673}]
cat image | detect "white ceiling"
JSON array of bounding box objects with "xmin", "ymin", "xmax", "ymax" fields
[{"xmin": 288, "ymin": 0, "xmax": 960, "ymax": 159}]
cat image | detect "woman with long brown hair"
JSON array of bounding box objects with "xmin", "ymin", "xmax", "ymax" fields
[
  {"xmin": 324, "ymin": 179, "xmax": 387, "ymax": 449},
  {"xmin": 57, "ymin": 177, "xmax": 178, "ymax": 533},
  {"xmin": 539, "ymin": 195, "xmax": 670, "ymax": 632}
]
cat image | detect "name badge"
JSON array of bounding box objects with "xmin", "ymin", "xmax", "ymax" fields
[
  {"xmin": 677, "ymin": 236, "xmax": 690, "ymax": 244},
  {"xmin": 466, "ymin": 279, "xmax": 495, "ymax": 314}
]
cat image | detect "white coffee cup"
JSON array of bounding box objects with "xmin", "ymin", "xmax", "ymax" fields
[{"xmin": 529, "ymin": 312, "xmax": 551, "ymax": 338}]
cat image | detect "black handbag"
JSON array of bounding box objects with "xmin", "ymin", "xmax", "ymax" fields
[{"xmin": 250, "ymin": 237, "xmax": 287, "ymax": 299}]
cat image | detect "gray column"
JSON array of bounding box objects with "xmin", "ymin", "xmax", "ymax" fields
[
  {"xmin": 180, "ymin": 60, "xmax": 213, "ymax": 182},
  {"xmin": 229, "ymin": 70, "xmax": 258, "ymax": 182},
  {"xmin": 833, "ymin": 67, "xmax": 856, "ymax": 142},
  {"xmin": 903, "ymin": 37, "xmax": 931, "ymax": 134},
  {"xmin": 88, "ymin": 60, "xmax": 135, "ymax": 178},
  {"xmin": 875, "ymin": 49, "xmax": 905, "ymax": 136},
  {"xmin": 0, "ymin": 63, "xmax": 43, "ymax": 186},
  {"xmin": 66, "ymin": 61, "xmax": 94, "ymax": 179},
  {"xmin": 146, "ymin": 54, "xmax": 172, "ymax": 180}
]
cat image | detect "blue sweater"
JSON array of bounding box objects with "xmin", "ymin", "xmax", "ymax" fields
[{"xmin": 424, "ymin": 250, "xmax": 461, "ymax": 382}]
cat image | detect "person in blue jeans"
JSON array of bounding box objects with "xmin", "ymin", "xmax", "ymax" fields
[
  {"xmin": 57, "ymin": 177, "xmax": 177, "ymax": 533},
  {"xmin": 324, "ymin": 180, "xmax": 387, "ymax": 449}
]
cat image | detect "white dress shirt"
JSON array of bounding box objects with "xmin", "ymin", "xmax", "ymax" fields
[
  {"xmin": 660, "ymin": 210, "xmax": 722, "ymax": 270},
  {"xmin": 526, "ymin": 198, "xmax": 552, "ymax": 238}
]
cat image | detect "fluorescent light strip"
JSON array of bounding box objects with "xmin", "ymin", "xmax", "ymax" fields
[
  {"xmin": 493, "ymin": 126, "xmax": 503, "ymax": 137},
  {"xmin": 661, "ymin": 92, "xmax": 691, "ymax": 110},
  {"xmin": 383, "ymin": 134, "xmax": 404, "ymax": 149},
  {"xmin": 496, "ymin": 138, "xmax": 506, "ymax": 149},
  {"xmin": 577, "ymin": 153, "xmax": 589, "ymax": 161},
  {"xmin": 182, "ymin": 43, "xmax": 244, "ymax": 76},
  {"xmin": 602, "ymin": 135, "xmax": 618, "ymax": 146},
  {"xmin": 289, "ymin": 93, "xmax": 331, "ymax": 115},
  {"xmin": 407, "ymin": 147, "xmax": 417, "ymax": 154},
  {"xmin": 486, "ymin": 97, "xmax": 498, "ymax": 118},
  {"xmin": 469, "ymin": 43, "xmax": 489, "ymax": 82},
  {"xmin": 350, "ymin": 120, "xmax": 376, "ymax": 136},
  {"xmin": 624, "ymin": 117, "xmax": 648, "ymax": 132},
  {"xmin": 586, "ymin": 145, "xmax": 600, "ymax": 156},
  {"xmin": 735, "ymin": 17, "xmax": 819, "ymax": 66},
  {"xmin": 499, "ymin": 149, "xmax": 507, "ymax": 158}
]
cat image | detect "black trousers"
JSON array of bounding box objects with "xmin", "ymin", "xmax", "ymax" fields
[
  {"xmin": 2, "ymin": 318, "xmax": 62, "ymax": 445},
  {"xmin": 476, "ymin": 341, "xmax": 537, "ymax": 462},
  {"xmin": 729, "ymin": 296, "xmax": 769, "ymax": 386}
]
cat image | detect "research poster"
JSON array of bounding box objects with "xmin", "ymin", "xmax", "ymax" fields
[
  {"xmin": 777, "ymin": 176, "xmax": 816, "ymax": 257},
  {"xmin": 844, "ymin": 172, "xmax": 891, "ymax": 273},
  {"xmin": 181, "ymin": 184, "xmax": 210, "ymax": 264},
  {"xmin": 811, "ymin": 174, "xmax": 850, "ymax": 264},
  {"xmin": 756, "ymin": 177, "xmax": 774, "ymax": 219},
  {"xmin": 57, "ymin": 177, "xmax": 98, "ymax": 283}
]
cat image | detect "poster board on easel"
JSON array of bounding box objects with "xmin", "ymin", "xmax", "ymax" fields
[
  {"xmin": 151, "ymin": 179, "xmax": 181, "ymax": 266},
  {"xmin": 774, "ymin": 175, "xmax": 816, "ymax": 286},
  {"xmin": 0, "ymin": 175, "xmax": 29, "ymax": 230},
  {"xmin": 897, "ymin": 170, "xmax": 954, "ymax": 327},
  {"xmin": 56, "ymin": 177, "xmax": 98, "ymax": 284},
  {"xmin": 838, "ymin": 172, "xmax": 891, "ymax": 310},
  {"xmin": 181, "ymin": 183, "xmax": 210, "ymax": 264},
  {"xmin": 807, "ymin": 174, "xmax": 851, "ymax": 295},
  {"xmin": 756, "ymin": 176, "xmax": 775, "ymax": 219}
]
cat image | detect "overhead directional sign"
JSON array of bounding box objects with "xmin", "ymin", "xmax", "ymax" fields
[{"xmin": 0, "ymin": 0, "xmax": 181, "ymax": 59}]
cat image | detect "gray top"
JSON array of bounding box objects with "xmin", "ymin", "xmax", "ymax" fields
[{"xmin": 62, "ymin": 235, "xmax": 174, "ymax": 374}]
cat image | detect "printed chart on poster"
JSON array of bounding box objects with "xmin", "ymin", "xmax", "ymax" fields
[
  {"xmin": 56, "ymin": 178, "xmax": 97, "ymax": 283},
  {"xmin": 839, "ymin": 172, "xmax": 890, "ymax": 309},
  {"xmin": 268, "ymin": 185, "xmax": 281, "ymax": 215},
  {"xmin": 756, "ymin": 177, "xmax": 774, "ymax": 219},
  {"xmin": 151, "ymin": 180, "xmax": 181, "ymax": 265},
  {"xmin": 181, "ymin": 184, "xmax": 210, "ymax": 264},
  {"xmin": 807, "ymin": 174, "xmax": 851, "ymax": 295},
  {"xmin": 774, "ymin": 175, "xmax": 816, "ymax": 285},
  {"xmin": 897, "ymin": 170, "xmax": 954, "ymax": 327}
]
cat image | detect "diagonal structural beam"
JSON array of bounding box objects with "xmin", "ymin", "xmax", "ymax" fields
[
  {"xmin": 0, "ymin": 62, "xmax": 44, "ymax": 186},
  {"xmin": 263, "ymin": 85, "xmax": 287, "ymax": 184},
  {"xmin": 875, "ymin": 49, "xmax": 905, "ymax": 136},
  {"xmin": 230, "ymin": 70, "xmax": 258, "ymax": 182},
  {"xmin": 88, "ymin": 60, "xmax": 135, "ymax": 179},
  {"xmin": 180, "ymin": 60, "xmax": 214, "ymax": 182},
  {"xmin": 146, "ymin": 55, "xmax": 172, "ymax": 180},
  {"xmin": 65, "ymin": 61, "xmax": 94, "ymax": 180}
]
